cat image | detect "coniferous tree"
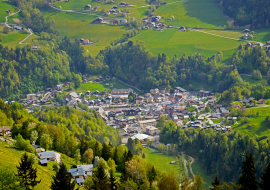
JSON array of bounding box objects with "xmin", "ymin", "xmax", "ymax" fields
[
  {"xmin": 109, "ymin": 169, "xmax": 118, "ymax": 190},
  {"xmin": 120, "ymin": 166, "xmax": 129, "ymax": 183},
  {"xmin": 17, "ymin": 153, "xmax": 41, "ymax": 190},
  {"xmin": 51, "ymin": 162, "xmax": 76, "ymax": 190},
  {"xmin": 212, "ymin": 175, "xmax": 222, "ymax": 190},
  {"xmin": 259, "ymin": 162, "xmax": 270, "ymax": 190},
  {"xmin": 238, "ymin": 153, "xmax": 259, "ymax": 190},
  {"xmin": 92, "ymin": 163, "xmax": 110, "ymax": 190}
]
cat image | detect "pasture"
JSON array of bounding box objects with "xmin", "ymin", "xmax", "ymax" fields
[
  {"xmin": 76, "ymin": 79, "xmax": 141, "ymax": 94},
  {"xmin": 241, "ymin": 75, "xmax": 267, "ymax": 85},
  {"xmin": 42, "ymin": 8, "xmax": 127, "ymax": 55},
  {"xmin": 132, "ymin": 29, "xmax": 245, "ymax": 59},
  {"xmin": 145, "ymin": 148, "xmax": 180, "ymax": 174},
  {"xmin": 191, "ymin": 159, "xmax": 212, "ymax": 187},
  {"xmin": 156, "ymin": 0, "xmax": 229, "ymax": 29},
  {"xmin": 0, "ymin": 0, "xmax": 18, "ymax": 23},
  {"xmin": 0, "ymin": 26, "xmax": 29, "ymax": 48},
  {"xmin": 232, "ymin": 117, "xmax": 270, "ymax": 141},
  {"xmin": 0, "ymin": 140, "xmax": 54, "ymax": 190}
]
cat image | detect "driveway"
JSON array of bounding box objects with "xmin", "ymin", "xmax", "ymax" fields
[{"xmin": 55, "ymin": 152, "xmax": 61, "ymax": 165}]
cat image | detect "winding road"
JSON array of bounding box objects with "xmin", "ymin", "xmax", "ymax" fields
[
  {"xmin": 4, "ymin": 9, "xmax": 33, "ymax": 45},
  {"xmin": 5, "ymin": 9, "xmax": 21, "ymax": 28}
]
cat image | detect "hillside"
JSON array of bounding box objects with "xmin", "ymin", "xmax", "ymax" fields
[{"xmin": 0, "ymin": 140, "xmax": 54, "ymax": 190}]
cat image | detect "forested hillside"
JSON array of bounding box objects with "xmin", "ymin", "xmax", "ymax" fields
[
  {"xmin": 0, "ymin": 98, "xmax": 120, "ymax": 158},
  {"xmin": 219, "ymin": 0, "xmax": 270, "ymax": 28},
  {"xmin": 158, "ymin": 118, "xmax": 270, "ymax": 183},
  {"xmin": 101, "ymin": 40, "xmax": 241, "ymax": 92}
]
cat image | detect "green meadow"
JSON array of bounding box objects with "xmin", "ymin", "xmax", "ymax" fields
[
  {"xmin": 132, "ymin": 29, "xmax": 245, "ymax": 59},
  {"xmin": 145, "ymin": 148, "xmax": 180, "ymax": 174},
  {"xmin": 156, "ymin": 0, "xmax": 228, "ymax": 29},
  {"xmin": 241, "ymin": 75, "xmax": 268, "ymax": 85},
  {"xmin": 232, "ymin": 117, "xmax": 270, "ymax": 141},
  {"xmin": 0, "ymin": 26, "xmax": 29, "ymax": 48},
  {"xmin": 191, "ymin": 159, "xmax": 212, "ymax": 187},
  {"xmin": 0, "ymin": 0, "xmax": 18, "ymax": 23},
  {"xmin": 76, "ymin": 79, "xmax": 142, "ymax": 94},
  {"xmin": 42, "ymin": 8, "xmax": 127, "ymax": 55},
  {"xmin": 0, "ymin": 141, "xmax": 54, "ymax": 190}
]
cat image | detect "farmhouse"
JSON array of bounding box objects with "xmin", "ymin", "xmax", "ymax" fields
[
  {"xmin": 84, "ymin": 4, "xmax": 91, "ymax": 9},
  {"xmin": 38, "ymin": 151, "xmax": 56, "ymax": 161},
  {"xmin": 111, "ymin": 20, "xmax": 120, "ymax": 24},
  {"xmin": 0, "ymin": 126, "xmax": 11, "ymax": 136},
  {"xmin": 119, "ymin": 2, "xmax": 129, "ymax": 6},
  {"xmin": 32, "ymin": 142, "xmax": 42, "ymax": 152},
  {"xmin": 243, "ymin": 33, "xmax": 248, "ymax": 40},
  {"xmin": 121, "ymin": 19, "xmax": 127, "ymax": 23},
  {"xmin": 92, "ymin": 17, "xmax": 103, "ymax": 23},
  {"xmin": 6, "ymin": 10, "xmax": 11, "ymax": 14},
  {"xmin": 258, "ymin": 99, "xmax": 265, "ymax": 104},
  {"xmin": 39, "ymin": 159, "xmax": 48, "ymax": 166}
]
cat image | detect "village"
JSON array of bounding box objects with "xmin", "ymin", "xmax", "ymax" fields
[
  {"xmin": 18, "ymin": 75, "xmax": 243, "ymax": 143},
  {"xmin": 3, "ymin": 74, "xmax": 268, "ymax": 186}
]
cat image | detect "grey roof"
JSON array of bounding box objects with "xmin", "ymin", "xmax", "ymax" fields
[
  {"xmin": 39, "ymin": 159, "xmax": 48, "ymax": 164},
  {"xmin": 38, "ymin": 151, "xmax": 56, "ymax": 159},
  {"xmin": 75, "ymin": 178, "xmax": 84, "ymax": 184},
  {"xmin": 77, "ymin": 164, "xmax": 93, "ymax": 172},
  {"xmin": 68, "ymin": 167, "xmax": 84, "ymax": 177},
  {"xmin": 111, "ymin": 88, "xmax": 133, "ymax": 92},
  {"xmin": 69, "ymin": 92, "xmax": 79, "ymax": 98},
  {"xmin": 32, "ymin": 145, "xmax": 40, "ymax": 149}
]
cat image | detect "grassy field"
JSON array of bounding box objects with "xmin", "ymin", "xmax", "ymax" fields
[
  {"xmin": 191, "ymin": 159, "xmax": 212, "ymax": 187},
  {"xmin": 232, "ymin": 117, "xmax": 270, "ymax": 141},
  {"xmin": 0, "ymin": 140, "xmax": 54, "ymax": 190},
  {"xmin": 156, "ymin": 0, "xmax": 229, "ymax": 29},
  {"xmin": 0, "ymin": 25, "xmax": 29, "ymax": 47},
  {"xmin": 76, "ymin": 82, "xmax": 107, "ymax": 93},
  {"xmin": 213, "ymin": 118, "xmax": 222, "ymax": 123},
  {"xmin": 252, "ymin": 29, "xmax": 270, "ymax": 43},
  {"xmin": 76, "ymin": 79, "xmax": 142, "ymax": 94},
  {"xmin": 145, "ymin": 149, "xmax": 180, "ymax": 174},
  {"xmin": 0, "ymin": 0, "xmax": 19, "ymax": 23},
  {"xmin": 132, "ymin": 29, "xmax": 245, "ymax": 59},
  {"xmin": 42, "ymin": 8, "xmax": 127, "ymax": 55},
  {"xmin": 241, "ymin": 75, "xmax": 267, "ymax": 85}
]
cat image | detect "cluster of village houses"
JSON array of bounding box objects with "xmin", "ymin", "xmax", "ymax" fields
[{"xmin": 3, "ymin": 74, "xmax": 269, "ymax": 186}]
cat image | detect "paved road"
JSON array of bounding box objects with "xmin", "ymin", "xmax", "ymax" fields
[
  {"xmin": 19, "ymin": 29, "xmax": 33, "ymax": 44},
  {"xmin": 4, "ymin": 9, "xmax": 33, "ymax": 45},
  {"xmin": 5, "ymin": 10, "xmax": 21, "ymax": 28}
]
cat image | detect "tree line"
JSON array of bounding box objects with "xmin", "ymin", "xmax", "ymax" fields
[{"xmin": 218, "ymin": 0, "xmax": 270, "ymax": 29}]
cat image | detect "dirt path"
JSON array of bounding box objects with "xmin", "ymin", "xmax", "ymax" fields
[
  {"xmin": 55, "ymin": 152, "xmax": 61, "ymax": 165},
  {"xmin": 186, "ymin": 154, "xmax": 195, "ymax": 177}
]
